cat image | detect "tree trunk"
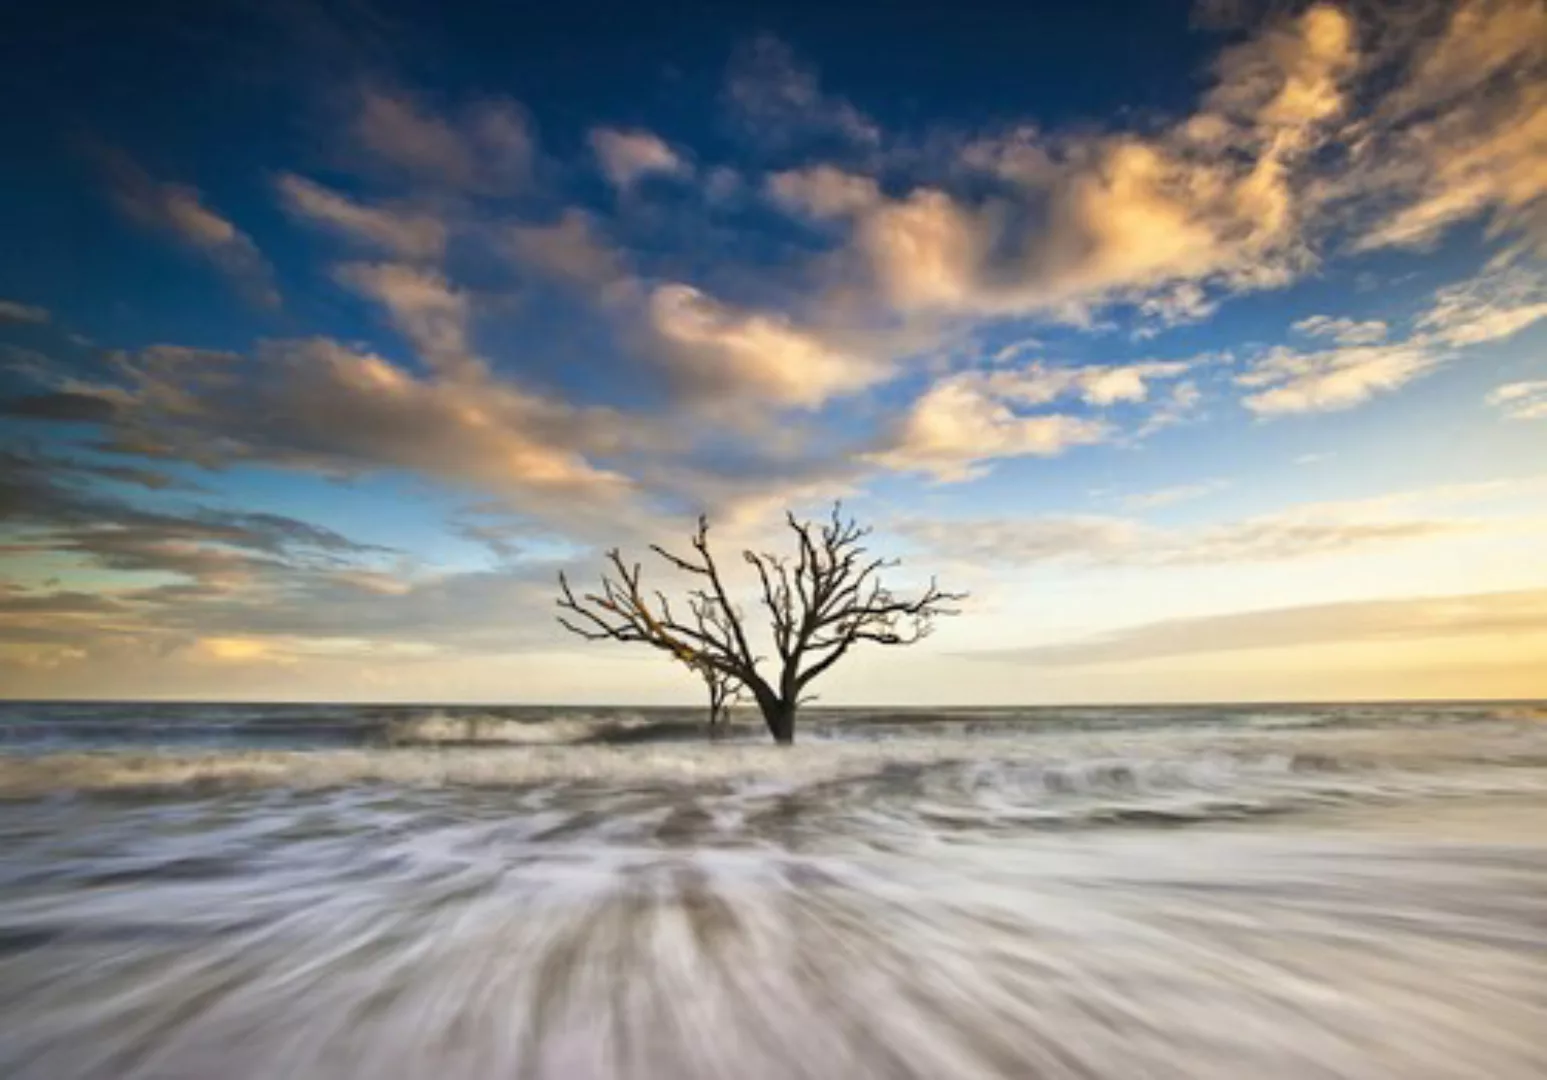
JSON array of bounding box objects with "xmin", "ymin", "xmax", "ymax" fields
[{"xmin": 756, "ymin": 697, "xmax": 796, "ymax": 745}]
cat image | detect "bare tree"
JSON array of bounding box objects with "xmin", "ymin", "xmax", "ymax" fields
[
  {"xmin": 556, "ymin": 504, "xmax": 964, "ymax": 744},
  {"xmin": 696, "ymin": 661, "xmax": 742, "ymax": 739}
]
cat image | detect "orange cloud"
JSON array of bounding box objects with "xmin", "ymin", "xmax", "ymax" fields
[
  {"xmin": 765, "ymin": 5, "xmax": 1357, "ymax": 320},
  {"xmin": 645, "ymin": 284, "xmax": 884, "ymax": 410}
]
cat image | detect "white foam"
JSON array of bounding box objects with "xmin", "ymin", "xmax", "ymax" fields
[
  {"xmin": 382, "ymin": 710, "xmax": 662, "ymax": 746},
  {"xmin": 3, "ymin": 788, "xmax": 1546, "ymax": 1080},
  {"xmin": 4, "ymin": 723, "xmax": 1546, "ymax": 808}
]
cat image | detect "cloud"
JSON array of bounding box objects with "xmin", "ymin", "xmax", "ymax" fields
[
  {"xmin": 743, "ymin": 2, "xmax": 1538, "ymax": 341},
  {"xmin": 766, "ymin": 165, "xmax": 882, "ymax": 219},
  {"xmin": 73, "ymin": 462, "xmax": 198, "ymax": 492},
  {"xmin": 0, "ymin": 561, "xmax": 570, "ymax": 697},
  {"xmin": 94, "ymin": 149, "xmax": 279, "ymax": 307},
  {"xmin": 0, "ymin": 450, "xmax": 584, "ymax": 679},
  {"xmin": 1346, "ymin": 0, "xmax": 1546, "ymax": 255},
  {"xmin": 0, "ymin": 300, "xmax": 50, "ymax": 325},
  {"xmin": 5, "ymin": 339, "xmax": 637, "ymax": 520},
  {"xmin": 865, "ymin": 359, "xmax": 1193, "ymax": 481},
  {"xmin": 505, "ymin": 210, "xmax": 629, "ymax": 289},
  {"xmin": 770, "ymin": 5, "xmax": 1355, "ymax": 321},
  {"xmin": 1240, "ymin": 265, "xmax": 1542, "ymax": 416},
  {"xmin": 2, "ymin": 391, "xmax": 119, "ymax": 423},
  {"xmin": 1120, "ymin": 479, "xmax": 1231, "ymax": 510},
  {"xmin": 1417, "ymin": 265, "xmax": 1547, "ymax": 346},
  {"xmin": 190, "ymin": 637, "xmax": 291, "ymax": 664},
  {"xmin": 334, "ymin": 262, "xmax": 474, "ymax": 375},
  {"xmin": 644, "ymin": 283, "xmax": 883, "ymax": 409},
  {"xmin": 1023, "ymin": 361, "xmax": 1195, "ymax": 407},
  {"xmin": 972, "ymin": 588, "xmax": 1547, "ymax": 666},
  {"xmin": 1236, "ymin": 342, "xmax": 1441, "ymax": 414},
  {"xmin": 1136, "ymin": 283, "xmax": 1220, "ymax": 334},
  {"xmin": 0, "ymin": 450, "xmax": 385, "ymax": 595},
  {"xmin": 352, "ymin": 88, "xmax": 533, "ymax": 192},
  {"xmin": 588, "ymin": 128, "xmax": 688, "ymax": 189},
  {"xmin": 897, "ymin": 509, "xmax": 1479, "ymax": 569},
  {"xmin": 897, "ymin": 477, "xmax": 1542, "ymax": 566},
  {"xmin": 1136, "ymin": 379, "xmax": 1205, "ymax": 436},
  {"xmin": 1488, "ymin": 380, "xmax": 1547, "ymax": 420},
  {"xmin": 848, "ymin": 188, "xmax": 985, "ymax": 311},
  {"xmin": 867, "ymin": 373, "xmax": 1110, "ymax": 482},
  {"xmin": 896, "ymin": 514, "xmax": 1143, "ymax": 562},
  {"xmin": 723, "ymin": 35, "xmax": 881, "ymax": 151},
  {"xmin": 276, "ymin": 174, "xmax": 446, "ymax": 260},
  {"xmin": 1292, "ymin": 314, "xmax": 1389, "ymax": 345},
  {"xmin": 1170, "ymin": 515, "xmax": 1476, "ymax": 562},
  {"xmin": 979, "ymin": 360, "xmax": 1195, "ymax": 407}
]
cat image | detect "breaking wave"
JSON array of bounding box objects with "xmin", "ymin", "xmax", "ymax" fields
[
  {"xmin": 5, "ymin": 725, "xmax": 1547, "ymax": 828},
  {"xmin": 3, "ymin": 699, "xmax": 1541, "ymax": 755},
  {"xmin": 379, "ymin": 710, "xmax": 693, "ymax": 746}
]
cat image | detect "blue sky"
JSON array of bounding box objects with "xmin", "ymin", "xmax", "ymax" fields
[{"xmin": 1, "ymin": 0, "xmax": 1544, "ymax": 702}]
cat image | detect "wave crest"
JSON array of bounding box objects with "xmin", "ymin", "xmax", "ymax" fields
[{"xmin": 381, "ymin": 711, "xmax": 692, "ymax": 746}]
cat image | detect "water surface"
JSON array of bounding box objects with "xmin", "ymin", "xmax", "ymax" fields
[{"xmin": 2, "ymin": 701, "xmax": 1544, "ymax": 1078}]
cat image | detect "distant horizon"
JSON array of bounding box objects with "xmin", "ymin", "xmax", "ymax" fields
[{"xmin": 5, "ymin": 695, "xmax": 1542, "ymax": 709}]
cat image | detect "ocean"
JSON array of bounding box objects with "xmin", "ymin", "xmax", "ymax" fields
[{"xmin": 1, "ymin": 700, "xmax": 1545, "ymax": 1079}]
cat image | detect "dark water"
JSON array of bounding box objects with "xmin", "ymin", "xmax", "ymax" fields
[{"xmin": 2, "ymin": 701, "xmax": 1545, "ymax": 1078}]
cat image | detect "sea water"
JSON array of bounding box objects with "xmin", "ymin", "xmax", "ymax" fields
[{"xmin": 2, "ymin": 701, "xmax": 1545, "ymax": 1078}]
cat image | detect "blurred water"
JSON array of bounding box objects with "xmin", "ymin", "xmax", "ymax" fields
[{"xmin": 1, "ymin": 702, "xmax": 1545, "ymax": 1078}]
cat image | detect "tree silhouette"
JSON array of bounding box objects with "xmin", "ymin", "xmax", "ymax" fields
[
  {"xmin": 695, "ymin": 660, "xmax": 742, "ymax": 739},
  {"xmin": 557, "ymin": 504, "xmax": 964, "ymax": 744}
]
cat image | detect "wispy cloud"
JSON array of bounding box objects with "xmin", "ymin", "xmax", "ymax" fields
[
  {"xmin": 1417, "ymin": 265, "xmax": 1547, "ymax": 346},
  {"xmin": 767, "ymin": 164, "xmax": 882, "ymax": 218},
  {"xmin": 0, "ymin": 450, "xmax": 582, "ymax": 687},
  {"xmin": 93, "ymin": 148, "xmax": 279, "ymax": 307},
  {"xmin": 1238, "ymin": 262, "xmax": 1544, "ymax": 416},
  {"xmin": 1236, "ymin": 342, "xmax": 1442, "ymax": 415},
  {"xmin": 1488, "ymin": 380, "xmax": 1547, "ymax": 420},
  {"xmin": 1119, "ymin": 479, "xmax": 1231, "ymax": 510},
  {"xmin": 1345, "ymin": 0, "xmax": 1546, "ymax": 256},
  {"xmin": 276, "ymin": 174, "xmax": 446, "ymax": 260},
  {"xmin": 1292, "ymin": 315, "xmax": 1389, "ymax": 345},
  {"xmin": 898, "ymin": 478, "xmax": 1546, "ymax": 567},
  {"xmin": 1135, "ymin": 283, "xmax": 1220, "ymax": 336},
  {"xmin": 898, "ymin": 511, "xmax": 1480, "ymax": 569},
  {"xmin": 334, "ymin": 262, "xmax": 474, "ymax": 376},
  {"xmin": 4, "ymin": 339, "xmax": 639, "ymax": 526},
  {"xmin": 971, "ymin": 588, "xmax": 1547, "ymax": 666},
  {"xmin": 0, "ymin": 300, "xmax": 50, "ymax": 325},
  {"xmin": 351, "ymin": 87, "xmax": 533, "ymax": 193},
  {"xmin": 723, "ymin": 35, "xmax": 881, "ymax": 152},
  {"xmin": 504, "ymin": 210, "xmax": 629, "ymax": 289},
  {"xmin": 589, "ymin": 128, "xmax": 689, "ymax": 189}
]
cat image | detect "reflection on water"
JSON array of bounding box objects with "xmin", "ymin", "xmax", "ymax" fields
[{"xmin": 2, "ymin": 708, "xmax": 1546, "ymax": 1078}]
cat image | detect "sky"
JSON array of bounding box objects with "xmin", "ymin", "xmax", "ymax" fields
[{"xmin": 0, "ymin": 0, "xmax": 1544, "ymax": 704}]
